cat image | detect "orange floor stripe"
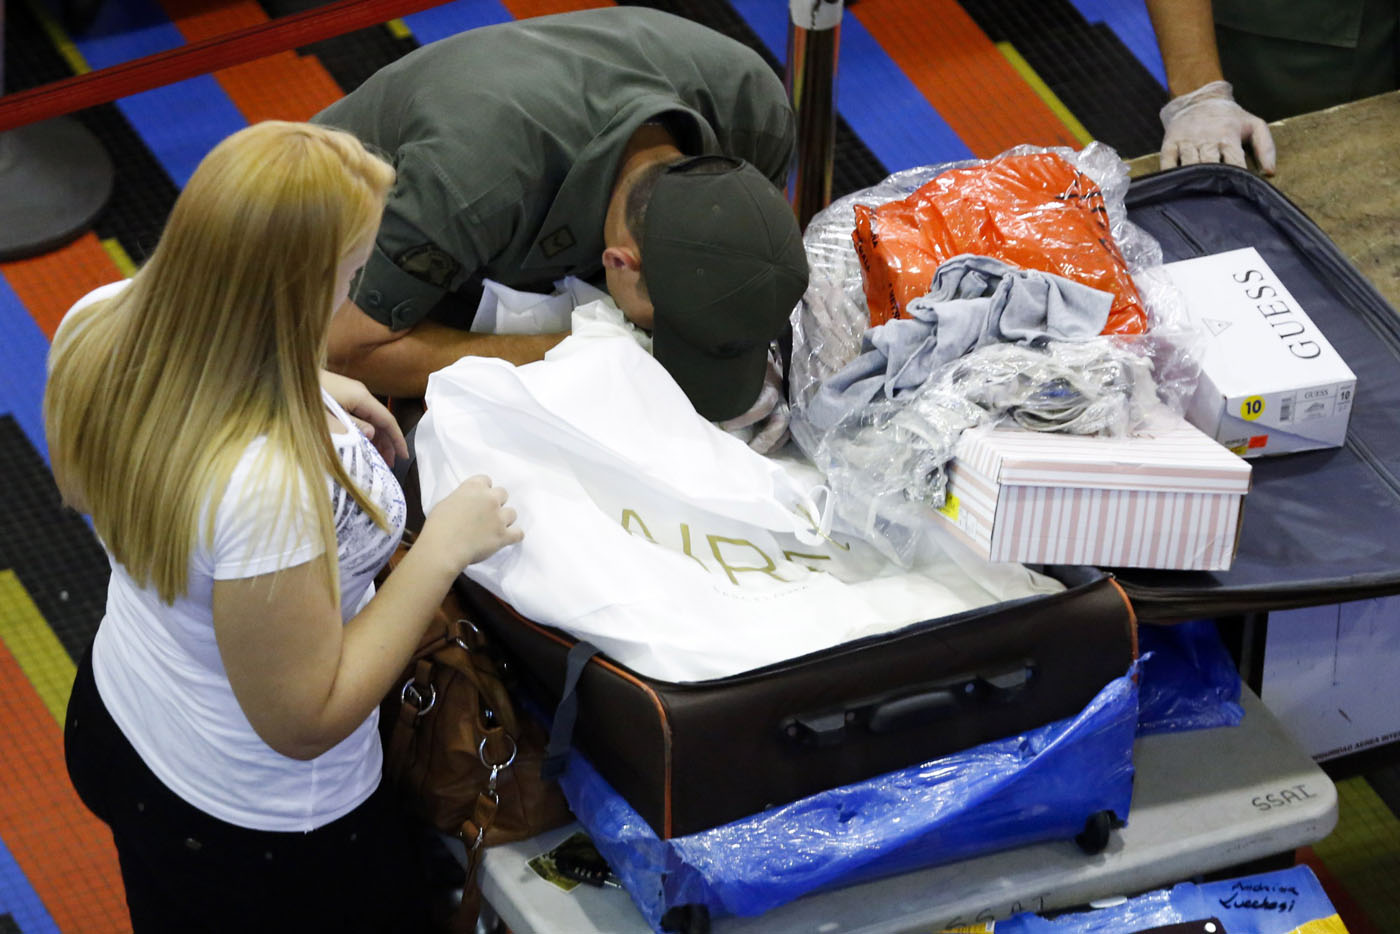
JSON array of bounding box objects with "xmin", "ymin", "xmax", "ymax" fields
[
  {"xmin": 502, "ymin": 0, "xmax": 613, "ymax": 17},
  {"xmin": 0, "ymin": 638, "xmax": 131, "ymax": 932},
  {"xmin": 850, "ymin": 0, "xmax": 1082, "ymax": 157},
  {"xmin": 159, "ymin": 0, "xmax": 345, "ymax": 123},
  {"xmin": 1, "ymin": 233, "xmax": 124, "ymax": 339}
]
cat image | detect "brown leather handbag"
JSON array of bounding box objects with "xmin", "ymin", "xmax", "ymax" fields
[{"xmin": 380, "ymin": 542, "xmax": 573, "ymax": 931}]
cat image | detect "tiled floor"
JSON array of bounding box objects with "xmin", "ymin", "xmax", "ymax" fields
[{"xmin": 1, "ymin": 0, "xmax": 1397, "ymax": 931}]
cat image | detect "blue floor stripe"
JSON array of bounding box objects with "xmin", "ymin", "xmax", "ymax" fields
[
  {"xmin": 1069, "ymin": 0, "xmax": 1167, "ymax": 89},
  {"xmin": 69, "ymin": 0, "xmax": 249, "ymax": 186},
  {"xmin": 400, "ymin": 0, "xmax": 512, "ymax": 46},
  {"xmin": 0, "ymin": 834, "xmax": 62, "ymax": 934},
  {"xmin": 0, "ymin": 278, "xmax": 53, "ymax": 464},
  {"xmin": 727, "ymin": 0, "xmax": 973, "ymax": 174}
]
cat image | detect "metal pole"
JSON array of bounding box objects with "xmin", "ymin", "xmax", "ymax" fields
[{"xmin": 785, "ymin": 0, "xmax": 843, "ymax": 230}]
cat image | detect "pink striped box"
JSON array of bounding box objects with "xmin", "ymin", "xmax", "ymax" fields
[{"xmin": 934, "ymin": 414, "xmax": 1253, "ymax": 570}]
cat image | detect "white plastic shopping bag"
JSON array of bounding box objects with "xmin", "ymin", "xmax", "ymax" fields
[{"xmin": 416, "ymin": 307, "xmax": 1060, "ymax": 682}]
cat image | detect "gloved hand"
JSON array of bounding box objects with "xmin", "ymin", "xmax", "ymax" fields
[
  {"xmin": 718, "ymin": 348, "xmax": 790, "ymax": 455},
  {"xmin": 1160, "ymin": 80, "xmax": 1276, "ymax": 175}
]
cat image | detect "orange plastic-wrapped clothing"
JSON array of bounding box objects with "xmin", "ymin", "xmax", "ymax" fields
[{"xmin": 852, "ymin": 152, "xmax": 1148, "ymax": 334}]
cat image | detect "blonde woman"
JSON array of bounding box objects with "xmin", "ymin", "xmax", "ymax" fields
[{"xmin": 47, "ymin": 121, "xmax": 522, "ymax": 932}]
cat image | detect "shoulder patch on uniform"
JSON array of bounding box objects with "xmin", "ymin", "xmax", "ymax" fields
[
  {"xmin": 539, "ymin": 226, "xmax": 576, "ymax": 259},
  {"xmin": 396, "ymin": 243, "xmax": 461, "ymax": 288}
]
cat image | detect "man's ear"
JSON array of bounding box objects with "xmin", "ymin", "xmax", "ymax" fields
[{"xmin": 602, "ymin": 245, "xmax": 641, "ymax": 271}]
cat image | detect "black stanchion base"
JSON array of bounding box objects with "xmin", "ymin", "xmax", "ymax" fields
[{"xmin": 0, "ymin": 116, "xmax": 114, "ymax": 262}]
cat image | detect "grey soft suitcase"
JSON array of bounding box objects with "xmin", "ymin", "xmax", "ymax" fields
[{"xmin": 1114, "ymin": 165, "xmax": 1400, "ymax": 620}]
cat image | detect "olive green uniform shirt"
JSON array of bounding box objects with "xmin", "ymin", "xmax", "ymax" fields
[
  {"xmin": 1214, "ymin": 0, "xmax": 1398, "ymax": 122},
  {"xmin": 312, "ymin": 8, "xmax": 795, "ymax": 332}
]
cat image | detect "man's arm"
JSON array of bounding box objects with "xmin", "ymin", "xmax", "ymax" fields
[
  {"xmin": 1145, "ymin": 0, "xmax": 1275, "ymax": 173},
  {"xmin": 1145, "ymin": 0, "xmax": 1224, "ymax": 97},
  {"xmin": 325, "ymin": 299, "xmax": 567, "ymax": 398}
]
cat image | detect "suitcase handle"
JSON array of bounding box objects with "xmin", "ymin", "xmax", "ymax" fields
[{"xmin": 781, "ymin": 660, "xmax": 1036, "ymax": 747}]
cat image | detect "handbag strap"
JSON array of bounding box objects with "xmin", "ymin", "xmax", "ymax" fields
[
  {"xmin": 542, "ymin": 640, "xmax": 601, "ymax": 780},
  {"xmin": 459, "ymin": 717, "xmax": 520, "ymax": 902},
  {"xmin": 452, "ymin": 740, "xmax": 510, "ymax": 932},
  {"xmin": 385, "ymin": 656, "xmax": 436, "ymax": 785}
]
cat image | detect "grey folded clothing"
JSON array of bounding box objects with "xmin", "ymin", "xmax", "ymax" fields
[{"xmin": 806, "ymin": 254, "xmax": 1112, "ymax": 432}]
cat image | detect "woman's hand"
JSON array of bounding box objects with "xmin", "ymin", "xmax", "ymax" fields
[
  {"xmin": 418, "ymin": 474, "xmax": 524, "ymax": 571},
  {"xmin": 319, "ymin": 369, "xmax": 409, "ymax": 465}
]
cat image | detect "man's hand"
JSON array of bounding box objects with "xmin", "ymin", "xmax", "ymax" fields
[
  {"xmin": 718, "ymin": 349, "xmax": 790, "ymax": 455},
  {"xmin": 1160, "ymin": 80, "xmax": 1276, "ymax": 174},
  {"xmin": 319, "ymin": 369, "xmax": 410, "ymax": 465}
]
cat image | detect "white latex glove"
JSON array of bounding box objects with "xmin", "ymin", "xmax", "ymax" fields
[
  {"xmin": 1160, "ymin": 80, "xmax": 1276, "ymax": 175},
  {"xmin": 718, "ymin": 348, "xmax": 790, "ymax": 455}
]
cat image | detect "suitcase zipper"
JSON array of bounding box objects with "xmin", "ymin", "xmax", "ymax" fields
[
  {"xmin": 1154, "ymin": 205, "xmax": 1209, "ymax": 257},
  {"xmin": 1348, "ymin": 430, "xmax": 1400, "ymax": 500}
]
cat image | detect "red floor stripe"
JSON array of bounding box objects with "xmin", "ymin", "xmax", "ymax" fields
[
  {"xmin": 850, "ymin": 0, "xmax": 1082, "ymax": 157},
  {"xmin": 502, "ymin": 0, "xmax": 613, "ymax": 16},
  {"xmin": 0, "ymin": 0, "xmax": 445, "ymax": 132},
  {"xmin": 1, "ymin": 234, "xmax": 124, "ymax": 340},
  {"xmin": 159, "ymin": 0, "xmax": 347, "ymax": 123},
  {"xmin": 0, "ymin": 639, "xmax": 130, "ymax": 932}
]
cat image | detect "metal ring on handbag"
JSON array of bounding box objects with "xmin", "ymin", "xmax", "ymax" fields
[
  {"xmin": 478, "ymin": 733, "xmax": 518, "ymax": 770},
  {"xmin": 400, "ymin": 678, "xmax": 436, "ymax": 717}
]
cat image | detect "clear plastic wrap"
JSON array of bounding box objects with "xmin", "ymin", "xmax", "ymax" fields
[
  {"xmin": 790, "ymin": 144, "xmax": 1204, "ymax": 565},
  {"xmin": 812, "ymin": 340, "xmax": 1160, "ymax": 563},
  {"xmin": 557, "ymin": 663, "xmax": 1140, "ymax": 932},
  {"xmin": 851, "ymin": 151, "xmax": 1150, "ymax": 334},
  {"xmin": 793, "ymin": 143, "xmax": 1195, "ymax": 418}
]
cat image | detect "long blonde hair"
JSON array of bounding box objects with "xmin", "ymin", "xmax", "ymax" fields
[{"xmin": 45, "ymin": 121, "xmax": 396, "ymax": 604}]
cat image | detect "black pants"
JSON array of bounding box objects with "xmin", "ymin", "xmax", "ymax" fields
[{"xmin": 65, "ymin": 642, "xmax": 432, "ymax": 933}]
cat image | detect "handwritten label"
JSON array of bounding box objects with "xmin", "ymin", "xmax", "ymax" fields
[
  {"xmin": 941, "ymin": 896, "xmax": 1044, "ymax": 928},
  {"xmin": 1217, "ymin": 879, "xmax": 1301, "ymax": 914}
]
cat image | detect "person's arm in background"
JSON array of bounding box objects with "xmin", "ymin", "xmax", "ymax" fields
[
  {"xmin": 1146, "ymin": 0, "xmax": 1276, "ymax": 173},
  {"xmin": 326, "ymin": 298, "xmax": 567, "ymax": 398}
]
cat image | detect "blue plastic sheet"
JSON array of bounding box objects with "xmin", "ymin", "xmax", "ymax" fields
[
  {"xmin": 993, "ymin": 864, "xmax": 1342, "ymax": 933},
  {"xmin": 1137, "ymin": 620, "xmax": 1244, "ymax": 736},
  {"xmin": 558, "ymin": 662, "xmax": 1140, "ymax": 932}
]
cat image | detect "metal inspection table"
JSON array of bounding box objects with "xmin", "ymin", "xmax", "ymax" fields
[{"xmin": 476, "ymin": 686, "xmax": 1336, "ymax": 933}]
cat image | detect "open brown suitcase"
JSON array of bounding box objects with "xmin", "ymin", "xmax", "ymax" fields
[
  {"xmin": 451, "ymin": 566, "xmax": 1137, "ymax": 839},
  {"xmin": 393, "ymin": 344, "xmax": 1139, "ymax": 843}
]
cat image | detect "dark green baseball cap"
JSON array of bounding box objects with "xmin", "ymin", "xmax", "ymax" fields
[{"xmin": 642, "ymin": 155, "xmax": 808, "ymax": 421}]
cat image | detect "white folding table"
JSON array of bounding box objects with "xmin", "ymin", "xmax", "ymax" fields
[{"xmin": 473, "ymin": 685, "xmax": 1336, "ymax": 933}]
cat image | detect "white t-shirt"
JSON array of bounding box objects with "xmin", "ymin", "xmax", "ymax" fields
[{"xmin": 71, "ymin": 285, "xmax": 407, "ymax": 831}]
